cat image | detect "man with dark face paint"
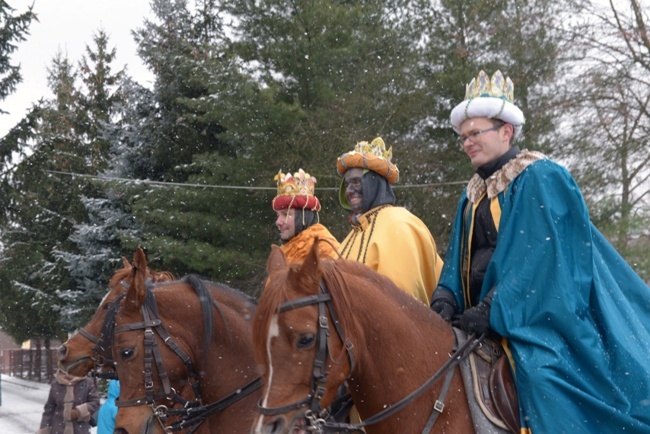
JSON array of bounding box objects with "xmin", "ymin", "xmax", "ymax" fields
[{"xmin": 336, "ymin": 137, "xmax": 443, "ymax": 305}]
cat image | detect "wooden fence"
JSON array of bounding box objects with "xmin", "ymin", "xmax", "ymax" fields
[{"xmin": 0, "ymin": 348, "xmax": 58, "ymax": 383}]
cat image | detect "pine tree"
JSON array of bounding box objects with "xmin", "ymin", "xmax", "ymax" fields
[
  {"xmin": 53, "ymin": 31, "xmax": 127, "ymax": 328},
  {"xmin": 0, "ymin": 32, "xmax": 126, "ymax": 339},
  {"xmin": 0, "ymin": 54, "xmax": 83, "ymax": 344},
  {"xmin": 0, "ymin": 1, "xmax": 36, "ymax": 112}
]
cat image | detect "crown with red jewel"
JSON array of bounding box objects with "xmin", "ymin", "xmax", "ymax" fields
[{"xmin": 272, "ymin": 169, "xmax": 321, "ymax": 211}]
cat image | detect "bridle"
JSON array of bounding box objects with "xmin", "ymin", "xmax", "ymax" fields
[
  {"xmin": 257, "ymin": 281, "xmax": 355, "ymax": 427},
  {"xmin": 257, "ymin": 280, "xmax": 484, "ymax": 433},
  {"xmin": 110, "ymin": 278, "xmax": 261, "ymax": 433},
  {"xmin": 77, "ymin": 285, "xmax": 129, "ymax": 379},
  {"xmin": 114, "ymin": 286, "xmax": 203, "ymax": 408}
]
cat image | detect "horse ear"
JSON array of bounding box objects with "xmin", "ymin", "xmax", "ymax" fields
[
  {"xmin": 124, "ymin": 248, "xmax": 148, "ymax": 309},
  {"xmin": 301, "ymin": 238, "xmax": 321, "ymax": 275},
  {"xmin": 290, "ymin": 238, "xmax": 321, "ymax": 294},
  {"xmin": 267, "ymin": 245, "xmax": 288, "ymax": 274},
  {"xmin": 121, "ymin": 257, "xmax": 130, "ymax": 269},
  {"xmin": 133, "ymin": 247, "xmax": 148, "ymax": 270}
]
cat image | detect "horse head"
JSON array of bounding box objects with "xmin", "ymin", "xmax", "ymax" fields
[
  {"xmin": 252, "ymin": 243, "xmax": 353, "ymax": 434},
  {"xmin": 112, "ymin": 248, "xmax": 260, "ymax": 434},
  {"xmin": 253, "ymin": 240, "xmax": 474, "ymax": 434},
  {"xmin": 58, "ymin": 250, "xmax": 174, "ymax": 377}
]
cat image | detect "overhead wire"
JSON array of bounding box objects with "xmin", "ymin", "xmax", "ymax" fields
[{"xmin": 45, "ymin": 170, "xmax": 468, "ymax": 191}]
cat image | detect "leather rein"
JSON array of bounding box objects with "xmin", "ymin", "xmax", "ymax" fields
[{"xmin": 257, "ymin": 280, "xmax": 484, "ymax": 433}]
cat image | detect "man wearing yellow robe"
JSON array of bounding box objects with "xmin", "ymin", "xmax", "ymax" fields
[{"xmin": 336, "ymin": 137, "xmax": 443, "ymax": 305}]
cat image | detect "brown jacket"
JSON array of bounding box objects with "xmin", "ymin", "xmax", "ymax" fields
[{"xmin": 37, "ymin": 371, "xmax": 100, "ymax": 434}]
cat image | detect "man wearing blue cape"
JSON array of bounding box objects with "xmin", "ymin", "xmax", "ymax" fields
[{"xmin": 430, "ymin": 70, "xmax": 650, "ymax": 433}]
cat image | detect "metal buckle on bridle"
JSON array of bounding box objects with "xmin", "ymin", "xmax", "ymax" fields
[
  {"xmin": 148, "ymin": 404, "xmax": 173, "ymax": 434},
  {"xmin": 152, "ymin": 403, "xmax": 169, "ymax": 423},
  {"xmin": 304, "ymin": 410, "xmax": 327, "ymax": 433}
]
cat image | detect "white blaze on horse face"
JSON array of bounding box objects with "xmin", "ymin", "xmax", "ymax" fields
[
  {"xmin": 99, "ymin": 290, "xmax": 111, "ymax": 305},
  {"xmin": 256, "ymin": 313, "xmax": 280, "ymax": 431}
]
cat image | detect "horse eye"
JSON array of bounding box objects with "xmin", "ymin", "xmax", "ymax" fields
[
  {"xmin": 297, "ymin": 334, "xmax": 315, "ymax": 350},
  {"xmin": 120, "ymin": 348, "xmax": 135, "ymax": 359}
]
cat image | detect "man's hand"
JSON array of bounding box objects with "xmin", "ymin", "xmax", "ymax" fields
[
  {"xmin": 70, "ymin": 409, "xmax": 79, "ymax": 421},
  {"xmin": 458, "ymin": 290, "xmax": 494, "ymax": 336},
  {"xmin": 430, "ymin": 288, "xmax": 459, "ymax": 322}
]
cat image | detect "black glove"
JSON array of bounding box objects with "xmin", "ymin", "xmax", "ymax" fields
[
  {"xmin": 458, "ymin": 290, "xmax": 494, "ymax": 336},
  {"xmin": 430, "ymin": 288, "xmax": 459, "ymax": 322}
]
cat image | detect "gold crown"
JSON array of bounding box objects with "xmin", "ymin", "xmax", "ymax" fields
[
  {"xmin": 274, "ymin": 169, "xmax": 317, "ymax": 197},
  {"xmin": 351, "ymin": 137, "xmax": 393, "ymax": 162},
  {"xmin": 337, "ymin": 137, "xmax": 399, "ymax": 183},
  {"xmin": 464, "ymin": 70, "xmax": 514, "ymax": 103}
]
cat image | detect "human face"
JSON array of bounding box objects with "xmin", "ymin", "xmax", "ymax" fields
[
  {"xmin": 459, "ymin": 117, "xmax": 512, "ymax": 167},
  {"xmin": 344, "ymin": 168, "xmax": 364, "ymax": 214},
  {"xmin": 275, "ymin": 209, "xmax": 296, "ymax": 241}
]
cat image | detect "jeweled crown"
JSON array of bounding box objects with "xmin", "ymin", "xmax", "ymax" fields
[
  {"xmin": 350, "ymin": 137, "xmax": 393, "ymax": 162},
  {"xmin": 274, "ymin": 169, "xmax": 317, "ymax": 198},
  {"xmin": 464, "ymin": 70, "xmax": 514, "ymax": 103}
]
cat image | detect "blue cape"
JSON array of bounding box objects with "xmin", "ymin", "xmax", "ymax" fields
[{"xmin": 439, "ymin": 158, "xmax": 650, "ymax": 432}]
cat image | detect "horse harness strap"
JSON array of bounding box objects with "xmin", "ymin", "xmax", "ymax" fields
[
  {"xmin": 420, "ymin": 358, "xmax": 457, "ymax": 433},
  {"xmin": 114, "ymin": 289, "xmax": 201, "ymax": 408},
  {"xmin": 258, "ymin": 282, "xmax": 355, "ymax": 420},
  {"xmin": 78, "ymin": 289, "xmax": 128, "ymax": 379},
  {"xmin": 166, "ymin": 377, "xmax": 263, "ymax": 433},
  {"xmin": 322, "ymin": 333, "xmax": 486, "ymax": 433}
]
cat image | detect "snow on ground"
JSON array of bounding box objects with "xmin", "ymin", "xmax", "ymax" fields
[{"xmin": 0, "ymin": 374, "xmax": 98, "ymax": 434}]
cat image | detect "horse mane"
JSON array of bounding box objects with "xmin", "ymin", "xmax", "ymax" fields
[
  {"xmin": 147, "ymin": 275, "xmax": 257, "ymax": 367},
  {"xmin": 204, "ymin": 279, "xmax": 259, "ymax": 307},
  {"xmin": 319, "ymin": 259, "xmax": 427, "ymax": 344},
  {"xmin": 179, "ymin": 275, "xmax": 215, "ymax": 363}
]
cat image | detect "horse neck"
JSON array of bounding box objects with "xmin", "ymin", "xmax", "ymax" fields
[
  {"xmin": 155, "ymin": 284, "xmax": 259, "ymax": 430},
  {"xmin": 338, "ymin": 276, "xmax": 457, "ymax": 422},
  {"xmin": 194, "ymin": 286, "xmax": 258, "ymax": 401}
]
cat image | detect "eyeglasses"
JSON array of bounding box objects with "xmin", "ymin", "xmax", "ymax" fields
[{"xmin": 457, "ymin": 123, "xmax": 504, "ymax": 148}]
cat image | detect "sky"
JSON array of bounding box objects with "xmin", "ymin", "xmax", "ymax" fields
[{"xmin": 0, "ymin": 0, "xmax": 155, "ymax": 137}]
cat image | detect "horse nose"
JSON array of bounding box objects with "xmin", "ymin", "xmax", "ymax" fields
[{"xmin": 57, "ymin": 344, "xmax": 68, "ymax": 361}]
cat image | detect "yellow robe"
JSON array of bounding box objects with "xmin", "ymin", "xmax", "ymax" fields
[
  {"xmin": 280, "ymin": 223, "xmax": 340, "ymax": 263},
  {"xmin": 340, "ymin": 205, "xmax": 442, "ymax": 305}
]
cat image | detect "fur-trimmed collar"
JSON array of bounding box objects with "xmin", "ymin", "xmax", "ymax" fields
[
  {"xmin": 466, "ymin": 150, "xmax": 547, "ymax": 203},
  {"xmin": 55, "ymin": 370, "xmax": 85, "ymax": 386}
]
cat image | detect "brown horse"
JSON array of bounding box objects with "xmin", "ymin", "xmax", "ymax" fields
[
  {"xmin": 111, "ymin": 248, "xmax": 261, "ymax": 434},
  {"xmin": 58, "ymin": 255, "xmax": 175, "ymax": 377},
  {"xmin": 251, "ymin": 243, "xmax": 475, "ymax": 434}
]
